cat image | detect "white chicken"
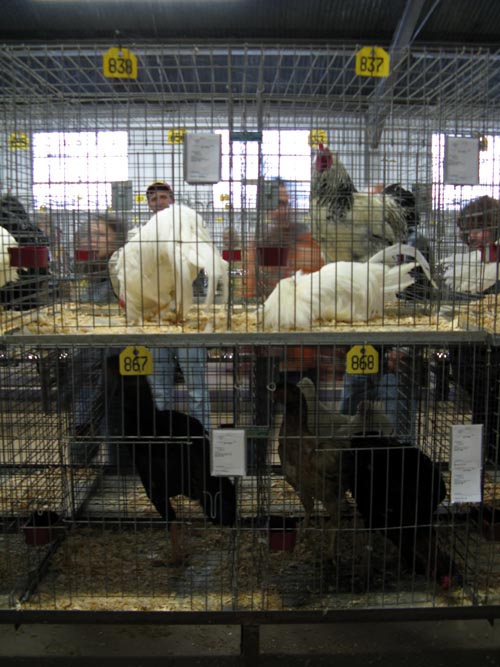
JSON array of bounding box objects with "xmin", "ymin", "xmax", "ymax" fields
[
  {"xmin": 112, "ymin": 204, "xmax": 228, "ymax": 323},
  {"xmin": 311, "ymin": 145, "xmax": 408, "ymax": 263},
  {"xmin": 262, "ymin": 242, "xmax": 436, "ymax": 331},
  {"xmin": 0, "ymin": 224, "xmax": 20, "ymax": 289},
  {"xmin": 439, "ymin": 249, "xmax": 499, "ymax": 294}
]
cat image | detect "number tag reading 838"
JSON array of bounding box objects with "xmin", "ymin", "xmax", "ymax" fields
[
  {"xmin": 103, "ymin": 47, "xmax": 138, "ymax": 80},
  {"xmin": 119, "ymin": 346, "xmax": 153, "ymax": 376},
  {"xmin": 346, "ymin": 345, "xmax": 379, "ymax": 375}
]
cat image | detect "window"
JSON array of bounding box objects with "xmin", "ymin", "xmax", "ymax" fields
[
  {"xmin": 213, "ymin": 130, "xmax": 311, "ymax": 209},
  {"xmin": 33, "ymin": 131, "xmax": 128, "ymax": 210}
]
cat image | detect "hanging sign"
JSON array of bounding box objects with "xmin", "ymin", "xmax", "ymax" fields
[
  {"xmin": 103, "ymin": 47, "xmax": 138, "ymax": 79},
  {"xmin": 229, "ymin": 131, "xmax": 262, "ymax": 142},
  {"xmin": 184, "ymin": 133, "xmax": 222, "ymax": 184},
  {"xmin": 119, "ymin": 346, "xmax": 153, "ymax": 376},
  {"xmin": 355, "ymin": 47, "xmax": 390, "ymax": 78},
  {"xmin": 346, "ymin": 345, "xmax": 379, "ymax": 374}
]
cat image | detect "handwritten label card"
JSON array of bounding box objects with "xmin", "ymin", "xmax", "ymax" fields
[
  {"xmin": 184, "ymin": 133, "xmax": 221, "ymax": 184},
  {"xmin": 444, "ymin": 136, "xmax": 480, "ymax": 185},
  {"xmin": 450, "ymin": 424, "xmax": 483, "ymax": 503},
  {"xmin": 211, "ymin": 428, "xmax": 247, "ymax": 477}
]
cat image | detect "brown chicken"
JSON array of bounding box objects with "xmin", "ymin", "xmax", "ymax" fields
[{"xmin": 274, "ymin": 382, "xmax": 347, "ymax": 535}]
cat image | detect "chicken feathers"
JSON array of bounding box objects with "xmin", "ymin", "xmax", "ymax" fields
[
  {"xmin": 274, "ymin": 382, "xmax": 347, "ymax": 531},
  {"xmin": 263, "ymin": 242, "xmax": 435, "ymax": 330},
  {"xmin": 106, "ymin": 355, "xmax": 236, "ymax": 564},
  {"xmin": 112, "ymin": 204, "xmax": 228, "ymax": 323},
  {"xmin": 311, "ymin": 146, "xmax": 407, "ymax": 263},
  {"xmin": 439, "ymin": 249, "xmax": 499, "ymax": 294},
  {"xmin": 345, "ymin": 430, "xmax": 454, "ymax": 585}
]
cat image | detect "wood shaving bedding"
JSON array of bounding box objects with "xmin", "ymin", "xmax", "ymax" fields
[
  {"xmin": 19, "ymin": 302, "xmax": 454, "ymax": 336},
  {"xmin": 456, "ymin": 293, "xmax": 500, "ymax": 334},
  {"xmin": 17, "ymin": 518, "xmax": 463, "ymax": 612}
]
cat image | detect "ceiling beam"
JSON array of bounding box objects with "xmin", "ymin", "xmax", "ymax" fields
[{"xmin": 365, "ymin": 0, "xmax": 431, "ymax": 149}]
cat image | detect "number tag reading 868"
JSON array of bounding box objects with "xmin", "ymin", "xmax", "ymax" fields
[
  {"xmin": 119, "ymin": 346, "xmax": 153, "ymax": 376},
  {"xmin": 346, "ymin": 345, "xmax": 379, "ymax": 375}
]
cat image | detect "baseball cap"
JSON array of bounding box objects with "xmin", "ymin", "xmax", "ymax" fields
[{"xmin": 146, "ymin": 181, "xmax": 174, "ymax": 201}]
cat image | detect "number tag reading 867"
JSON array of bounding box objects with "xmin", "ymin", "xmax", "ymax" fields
[
  {"xmin": 119, "ymin": 346, "xmax": 153, "ymax": 376},
  {"xmin": 346, "ymin": 345, "xmax": 379, "ymax": 375}
]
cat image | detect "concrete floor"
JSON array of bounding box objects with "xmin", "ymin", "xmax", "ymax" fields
[{"xmin": 1, "ymin": 618, "xmax": 500, "ymax": 666}]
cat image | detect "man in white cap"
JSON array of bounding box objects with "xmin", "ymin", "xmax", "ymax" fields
[
  {"xmin": 145, "ymin": 180, "xmax": 175, "ymax": 213},
  {"xmin": 143, "ymin": 180, "xmax": 211, "ymax": 431}
]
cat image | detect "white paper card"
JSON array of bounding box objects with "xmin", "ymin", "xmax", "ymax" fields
[
  {"xmin": 450, "ymin": 424, "xmax": 483, "ymax": 503},
  {"xmin": 444, "ymin": 136, "xmax": 479, "ymax": 185},
  {"xmin": 184, "ymin": 133, "xmax": 221, "ymax": 184},
  {"xmin": 211, "ymin": 428, "xmax": 247, "ymax": 477}
]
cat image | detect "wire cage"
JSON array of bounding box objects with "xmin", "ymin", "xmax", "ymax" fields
[
  {"xmin": 0, "ymin": 43, "xmax": 500, "ymax": 334},
  {"xmin": 0, "ymin": 41, "xmax": 500, "ymax": 623},
  {"xmin": 0, "ymin": 337, "xmax": 499, "ymax": 614}
]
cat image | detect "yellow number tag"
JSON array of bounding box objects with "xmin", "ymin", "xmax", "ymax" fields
[
  {"xmin": 346, "ymin": 345, "xmax": 379, "ymax": 375},
  {"xmin": 119, "ymin": 346, "xmax": 153, "ymax": 376},
  {"xmin": 308, "ymin": 129, "xmax": 328, "ymax": 148},
  {"xmin": 8, "ymin": 132, "xmax": 29, "ymax": 150},
  {"xmin": 167, "ymin": 128, "xmax": 187, "ymax": 144},
  {"xmin": 103, "ymin": 47, "xmax": 138, "ymax": 79},
  {"xmin": 355, "ymin": 47, "xmax": 390, "ymax": 78}
]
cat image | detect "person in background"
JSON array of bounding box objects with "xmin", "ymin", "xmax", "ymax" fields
[
  {"xmin": 75, "ymin": 214, "xmax": 127, "ymax": 304},
  {"xmin": 450, "ymin": 195, "xmax": 500, "ymax": 463},
  {"xmin": 146, "ymin": 180, "xmax": 175, "ymax": 213},
  {"xmin": 142, "ymin": 181, "xmax": 212, "ymax": 430},
  {"xmin": 456, "ymin": 195, "xmax": 500, "ymax": 268},
  {"xmin": 245, "ymin": 178, "xmax": 326, "ymax": 384},
  {"xmin": 69, "ymin": 213, "xmax": 129, "ymax": 466},
  {"xmin": 245, "ymin": 178, "xmax": 324, "ymax": 301}
]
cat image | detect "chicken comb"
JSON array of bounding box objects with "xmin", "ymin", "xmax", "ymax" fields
[{"xmin": 315, "ymin": 143, "xmax": 333, "ymax": 172}]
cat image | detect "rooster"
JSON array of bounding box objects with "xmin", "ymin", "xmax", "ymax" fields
[
  {"xmin": 105, "ymin": 355, "xmax": 236, "ymax": 565},
  {"xmin": 262, "ymin": 242, "xmax": 436, "ymax": 330},
  {"xmin": 112, "ymin": 204, "xmax": 228, "ymax": 323},
  {"xmin": 311, "ymin": 145, "xmax": 407, "ymax": 263},
  {"xmin": 345, "ymin": 426, "xmax": 456, "ymax": 588}
]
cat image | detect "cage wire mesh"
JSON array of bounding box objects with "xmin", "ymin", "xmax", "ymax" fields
[
  {"xmin": 0, "ymin": 338, "xmax": 498, "ymax": 611},
  {"xmin": 0, "ymin": 42, "xmax": 500, "ymax": 615}
]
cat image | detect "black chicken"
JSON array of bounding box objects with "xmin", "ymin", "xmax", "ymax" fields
[
  {"xmin": 345, "ymin": 431, "xmax": 456, "ymax": 587},
  {"xmin": 105, "ymin": 355, "xmax": 236, "ymax": 564}
]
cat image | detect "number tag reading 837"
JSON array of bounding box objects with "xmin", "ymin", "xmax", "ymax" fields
[
  {"xmin": 119, "ymin": 346, "xmax": 153, "ymax": 376},
  {"xmin": 355, "ymin": 47, "xmax": 390, "ymax": 78},
  {"xmin": 346, "ymin": 345, "xmax": 379, "ymax": 375}
]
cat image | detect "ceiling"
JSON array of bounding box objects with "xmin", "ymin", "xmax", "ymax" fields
[
  {"xmin": 1, "ymin": 0, "xmax": 500, "ymax": 47},
  {"xmin": 2, "ymin": 0, "xmax": 500, "ymax": 151}
]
